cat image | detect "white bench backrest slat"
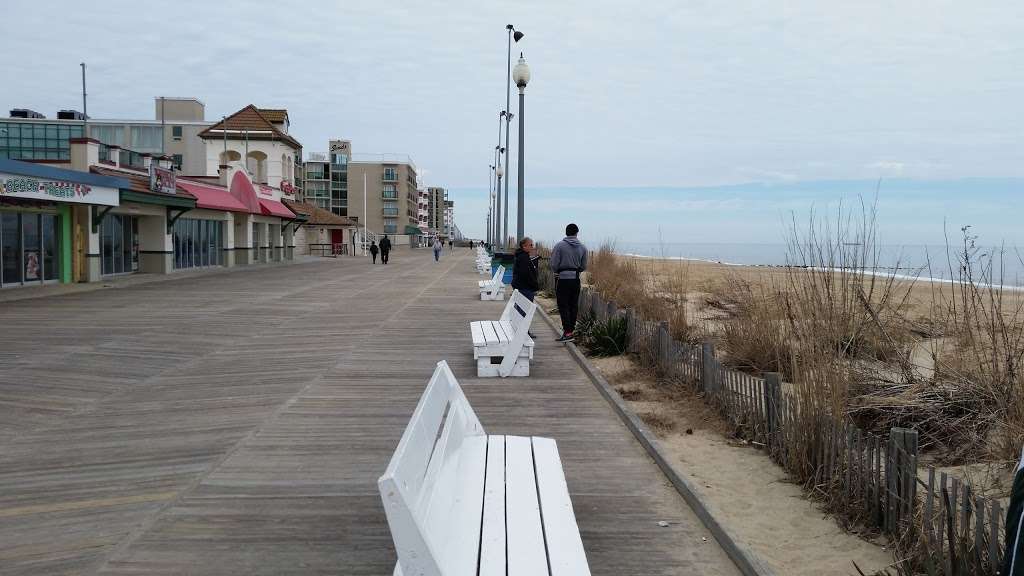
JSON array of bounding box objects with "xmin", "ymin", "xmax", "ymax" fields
[
  {"xmin": 500, "ymin": 290, "xmax": 535, "ymax": 331},
  {"xmin": 497, "ymin": 291, "xmax": 537, "ymax": 376},
  {"xmin": 379, "ymin": 362, "xmax": 485, "ymax": 576},
  {"xmin": 490, "ymin": 265, "xmax": 504, "ymax": 286}
]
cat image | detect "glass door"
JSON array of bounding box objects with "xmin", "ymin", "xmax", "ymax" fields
[
  {"xmin": 1, "ymin": 212, "xmax": 21, "ymax": 286},
  {"xmin": 22, "ymin": 213, "xmax": 41, "ymax": 283},
  {"xmin": 42, "ymin": 213, "xmax": 59, "ymax": 281}
]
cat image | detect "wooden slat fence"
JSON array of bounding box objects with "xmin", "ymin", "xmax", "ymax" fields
[{"xmin": 558, "ymin": 282, "xmax": 1008, "ymax": 574}]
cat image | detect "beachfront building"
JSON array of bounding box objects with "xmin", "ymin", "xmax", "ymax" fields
[
  {"xmin": 282, "ymin": 198, "xmax": 359, "ymax": 256},
  {"xmin": 300, "ymin": 139, "xmax": 351, "ymax": 217},
  {"xmin": 1, "ymin": 98, "xmax": 213, "ymax": 174},
  {"xmin": 0, "ymin": 135, "xmax": 304, "ymax": 290},
  {"xmin": 0, "ymin": 157, "xmax": 125, "ymax": 288},
  {"xmin": 425, "ymin": 186, "xmax": 455, "ymax": 238},
  {"xmin": 347, "ymin": 154, "xmax": 420, "ymax": 239},
  {"xmin": 198, "ymin": 105, "xmax": 301, "ymax": 191}
]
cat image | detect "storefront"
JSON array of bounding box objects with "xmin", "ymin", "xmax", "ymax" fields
[{"xmin": 0, "ymin": 158, "xmax": 124, "ymax": 288}]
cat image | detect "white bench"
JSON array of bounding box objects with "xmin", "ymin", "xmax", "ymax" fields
[
  {"xmin": 378, "ymin": 361, "xmax": 591, "ymax": 576},
  {"xmin": 476, "ymin": 251, "xmax": 492, "ymax": 275},
  {"xmin": 470, "ymin": 289, "xmax": 535, "ymax": 377},
  {"xmin": 477, "ymin": 265, "xmax": 506, "ymax": 301}
]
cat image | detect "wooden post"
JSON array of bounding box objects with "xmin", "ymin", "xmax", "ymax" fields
[
  {"xmin": 763, "ymin": 372, "xmax": 782, "ymax": 450},
  {"xmin": 887, "ymin": 427, "xmax": 919, "ymax": 532},
  {"xmin": 624, "ymin": 308, "xmax": 634, "ymax": 352},
  {"xmin": 701, "ymin": 341, "xmax": 715, "ymax": 393},
  {"xmin": 607, "ymin": 300, "xmax": 617, "ymax": 319},
  {"xmin": 657, "ymin": 321, "xmax": 670, "ymax": 374}
]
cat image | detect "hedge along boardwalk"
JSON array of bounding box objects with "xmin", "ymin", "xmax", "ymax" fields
[{"xmin": 0, "ymin": 248, "xmax": 740, "ymax": 576}]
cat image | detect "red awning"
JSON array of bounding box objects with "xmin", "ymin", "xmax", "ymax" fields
[
  {"xmin": 259, "ymin": 198, "xmax": 295, "ymax": 218},
  {"xmin": 177, "ymin": 180, "xmax": 250, "ymax": 212}
]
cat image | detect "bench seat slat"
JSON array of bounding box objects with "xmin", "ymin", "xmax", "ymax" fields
[
  {"xmin": 534, "ymin": 437, "xmax": 592, "ymax": 575},
  {"xmin": 470, "ymin": 322, "xmax": 486, "ymax": 347},
  {"xmin": 481, "ymin": 321, "xmax": 501, "ymax": 345},
  {"xmin": 479, "ymin": 436, "xmax": 507, "ymax": 576},
  {"xmin": 506, "ymin": 436, "xmax": 550, "ymax": 575}
]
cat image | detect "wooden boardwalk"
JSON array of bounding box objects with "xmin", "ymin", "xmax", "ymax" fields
[{"xmin": 0, "ymin": 249, "xmax": 740, "ymax": 576}]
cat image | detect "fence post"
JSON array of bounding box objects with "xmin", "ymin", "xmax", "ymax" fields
[
  {"xmin": 886, "ymin": 427, "xmax": 919, "ymax": 532},
  {"xmin": 624, "ymin": 308, "xmax": 634, "ymax": 351},
  {"xmin": 701, "ymin": 341, "xmax": 715, "ymax": 393},
  {"xmin": 656, "ymin": 321, "xmax": 670, "ymax": 374},
  {"xmin": 607, "ymin": 300, "xmax": 617, "ymax": 319},
  {"xmin": 763, "ymin": 372, "xmax": 782, "ymax": 450}
]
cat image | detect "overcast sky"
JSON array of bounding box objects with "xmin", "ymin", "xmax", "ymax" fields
[{"xmin": 3, "ymin": 0, "xmax": 1022, "ymax": 242}]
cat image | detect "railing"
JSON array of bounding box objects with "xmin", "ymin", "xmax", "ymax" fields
[
  {"xmin": 545, "ymin": 276, "xmax": 1009, "ymax": 575},
  {"xmin": 308, "ymin": 243, "xmax": 347, "ymax": 257}
]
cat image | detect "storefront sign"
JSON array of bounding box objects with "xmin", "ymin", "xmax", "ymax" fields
[
  {"xmin": 329, "ymin": 140, "xmax": 351, "ymax": 153},
  {"xmin": 280, "ymin": 180, "xmax": 295, "ymax": 195},
  {"xmin": 0, "ymin": 172, "xmax": 119, "ymax": 206},
  {"xmin": 149, "ymin": 164, "xmax": 176, "ymax": 195}
]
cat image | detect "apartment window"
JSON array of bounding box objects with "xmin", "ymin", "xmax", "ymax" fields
[
  {"xmin": 130, "ymin": 126, "xmax": 163, "ymax": 151},
  {"xmin": 172, "ymin": 154, "xmax": 183, "ymax": 169},
  {"xmin": 383, "ymin": 201, "xmax": 399, "ymax": 216},
  {"xmin": 90, "ymin": 125, "xmax": 125, "ymax": 147},
  {"xmin": 383, "ymin": 218, "xmax": 398, "ymax": 234},
  {"xmin": 172, "ymin": 125, "xmax": 183, "ymax": 140},
  {"xmin": 383, "ymin": 167, "xmax": 398, "ymax": 181},
  {"xmin": 382, "ymin": 184, "xmax": 397, "ymax": 199}
]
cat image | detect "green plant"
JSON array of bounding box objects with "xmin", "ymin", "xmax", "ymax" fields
[{"xmin": 583, "ymin": 315, "xmax": 629, "ymax": 357}]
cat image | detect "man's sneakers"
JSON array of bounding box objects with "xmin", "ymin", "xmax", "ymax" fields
[{"xmin": 555, "ymin": 333, "xmax": 575, "ymax": 343}]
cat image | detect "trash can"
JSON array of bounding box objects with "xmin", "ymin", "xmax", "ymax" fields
[{"xmin": 492, "ymin": 251, "xmax": 515, "ymax": 284}]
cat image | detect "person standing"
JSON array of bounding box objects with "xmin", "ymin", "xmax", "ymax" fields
[
  {"xmin": 469, "ymin": 240, "xmax": 475, "ymax": 250},
  {"xmin": 549, "ymin": 223, "xmax": 587, "ymax": 342},
  {"xmin": 448, "ymin": 239, "xmax": 454, "ymax": 253},
  {"xmin": 432, "ymin": 236, "xmax": 443, "ymax": 262},
  {"xmin": 369, "ymin": 240, "xmax": 379, "ymax": 264},
  {"xmin": 379, "ymin": 235, "xmax": 392, "ymax": 264},
  {"xmin": 511, "ymin": 236, "xmax": 539, "ymax": 302}
]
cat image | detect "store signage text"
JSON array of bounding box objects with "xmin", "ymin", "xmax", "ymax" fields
[{"xmin": 0, "ymin": 172, "xmax": 120, "ymax": 206}]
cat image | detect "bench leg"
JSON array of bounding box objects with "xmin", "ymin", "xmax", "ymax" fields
[{"xmin": 477, "ymin": 356, "xmax": 530, "ymax": 377}]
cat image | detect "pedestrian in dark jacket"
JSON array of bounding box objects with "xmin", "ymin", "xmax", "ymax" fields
[
  {"xmin": 511, "ymin": 236, "xmax": 539, "ymax": 301},
  {"xmin": 549, "ymin": 223, "xmax": 587, "ymax": 342},
  {"xmin": 369, "ymin": 241, "xmax": 379, "ymax": 264},
  {"xmin": 379, "ymin": 235, "xmax": 392, "ymax": 264}
]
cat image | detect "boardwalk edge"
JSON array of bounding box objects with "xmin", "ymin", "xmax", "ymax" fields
[{"xmin": 538, "ymin": 309, "xmax": 777, "ymax": 576}]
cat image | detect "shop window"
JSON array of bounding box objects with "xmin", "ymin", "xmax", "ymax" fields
[
  {"xmin": 173, "ymin": 219, "xmax": 222, "ymax": 270},
  {"xmin": 100, "ymin": 214, "xmax": 138, "ymax": 276}
]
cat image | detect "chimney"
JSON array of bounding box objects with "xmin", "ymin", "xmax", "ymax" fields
[
  {"xmin": 69, "ymin": 137, "xmax": 101, "ymax": 171},
  {"xmin": 218, "ymin": 164, "xmax": 230, "ymax": 187}
]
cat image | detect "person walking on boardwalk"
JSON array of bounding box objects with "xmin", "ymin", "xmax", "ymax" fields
[
  {"xmin": 379, "ymin": 235, "xmax": 392, "ymax": 264},
  {"xmin": 369, "ymin": 240, "xmax": 379, "ymax": 264},
  {"xmin": 432, "ymin": 236, "xmax": 443, "ymax": 262},
  {"xmin": 511, "ymin": 236, "xmax": 539, "ymax": 302},
  {"xmin": 448, "ymin": 239, "xmax": 454, "ymax": 253},
  {"xmin": 469, "ymin": 240, "xmax": 475, "ymax": 250},
  {"xmin": 550, "ymin": 223, "xmax": 587, "ymax": 342}
]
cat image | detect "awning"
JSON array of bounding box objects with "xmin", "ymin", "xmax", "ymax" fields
[
  {"xmin": 177, "ymin": 181, "xmax": 249, "ymax": 212},
  {"xmin": 405, "ymin": 225, "xmax": 424, "ymax": 235},
  {"xmin": 259, "ymin": 198, "xmax": 295, "ymax": 218}
]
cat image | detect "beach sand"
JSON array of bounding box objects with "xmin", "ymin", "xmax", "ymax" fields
[{"xmin": 590, "ymin": 354, "xmax": 896, "ymax": 576}]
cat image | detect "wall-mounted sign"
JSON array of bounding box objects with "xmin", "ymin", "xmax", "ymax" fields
[
  {"xmin": 149, "ymin": 164, "xmax": 176, "ymax": 195},
  {"xmin": 280, "ymin": 180, "xmax": 296, "ymax": 195},
  {"xmin": 329, "ymin": 140, "xmax": 351, "ymax": 153},
  {"xmin": 0, "ymin": 172, "xmax": 119, "ymax": 206}
]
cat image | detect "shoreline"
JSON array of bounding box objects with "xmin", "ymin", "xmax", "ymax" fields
[{"xmin": 619, "ymin": 251, "xmax": 1024, "ymax": 291}]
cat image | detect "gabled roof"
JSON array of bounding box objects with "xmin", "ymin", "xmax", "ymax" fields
[
  {"xmin": 258, "ymin": 109, "xmax": 288, "ymax": 124},
  {"xmin": 198, "ymin": 105, "xmax": 301, "ymax": 150}
]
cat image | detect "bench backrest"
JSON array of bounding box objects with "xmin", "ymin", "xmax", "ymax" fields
[
  {"xmin": 378, "ymin": 361, "xmax": 485, "ymax": 576},
  {"xmin": 500, "ymin": 289, "xmax": 537, "ymax": 334},
  {"xmin": 489, "ymin": 265, "xmax": 504, "ymax": 285}
]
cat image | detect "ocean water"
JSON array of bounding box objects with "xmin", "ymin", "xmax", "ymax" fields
[{"xmin": 615, "ymin": 241, "xmax": 1024, "ymax": 287}]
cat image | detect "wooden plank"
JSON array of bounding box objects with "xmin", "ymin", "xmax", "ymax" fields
[
  {"xmin": 479, "ymin": 436, "xmax": 507, "ymax": 576},
  {"xmin": 470, "ymin": 322, "xmax": 486, "ymax": 347},
  {"xmin": 505, "ymin": 435, "xmax": 549, "ymax": 576},
  {"xmin": 533, "ymin": 437, "xmax": 591, "ymax": 576},
  {"xmin": 481, "ymin": 321, "xmax": 501, "ymax": 346}
]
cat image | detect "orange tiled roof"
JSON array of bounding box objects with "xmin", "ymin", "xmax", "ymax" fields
[
  {"xmin": 198, "ymin": 105, "xmax": 301, "ymax": 150},
  {"xmin": 258, "ymin": 109, "xmax": 288, "ymax": 124}
]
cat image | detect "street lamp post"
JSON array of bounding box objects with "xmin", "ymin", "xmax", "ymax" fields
[
  {"xmin": 503, "ymin": 25, "xmax": 524, "ymax": 248},
  {"xmin": 491, "ymin": 162, "xmax": 499, "ymax": 242},
  {"xmin": 513, "ymin": 53, "xmax": 530, "ymax": 242}
]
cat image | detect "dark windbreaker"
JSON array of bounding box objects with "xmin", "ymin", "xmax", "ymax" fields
[{"xmin": 511, "ymin": 248, "xmax": 539, "ymax": 291}]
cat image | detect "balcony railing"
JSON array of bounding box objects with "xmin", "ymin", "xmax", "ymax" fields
[{"xmin": 382, "ymin": 173, "xmax": 398, "ymax": 182}]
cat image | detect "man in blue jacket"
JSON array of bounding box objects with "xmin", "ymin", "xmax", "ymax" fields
[{"xmin": 549, "ymin": 223, "xmax": 587, "ymax": 342}]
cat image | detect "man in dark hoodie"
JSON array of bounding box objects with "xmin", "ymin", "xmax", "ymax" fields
[
  {"xmin": 379, "ymin": 235, "xmax": 392, "ymax": 264},
  {"xmin": 549, "ymin": 223, "xmax": 587, "ymax": 342}
]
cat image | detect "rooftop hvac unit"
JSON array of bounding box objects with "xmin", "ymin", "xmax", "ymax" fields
[
  {"xmin": 9, "ymin": 109, "xmax": 45, "ymax": 119},
  {"xmin": 57, "ymin": 110, "xmax": 87, "ymax": 120}
]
